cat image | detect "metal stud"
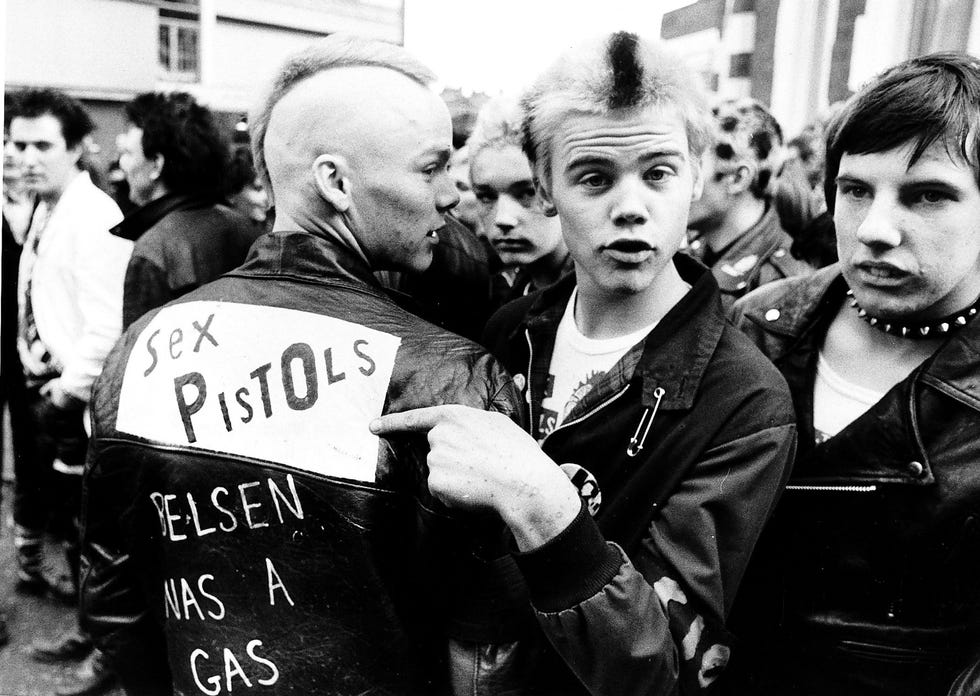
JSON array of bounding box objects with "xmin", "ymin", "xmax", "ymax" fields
[
  {"xmin": 869, "ymin": 317, "xmax": 878, "ymax": 326},
  {"xmin": 857, "ymin": 308, "xmax": 867, "ymax": 317},
  {"xmin": 939, "ymin": 323, "xmax": 949, "ymax": 333},
  {"xmin": 920, "ymin": 326, "xmax": 930, "ymax": 336},
  {"xmin": 901, "ymin": 327, "xmax": 909, "ymax": 337},
  {"xmin": 957, "ymin": 316, "xmax": 968, "ymax": 326}
]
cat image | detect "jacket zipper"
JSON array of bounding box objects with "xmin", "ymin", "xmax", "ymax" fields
[
  {"xmin": 542, "ymin": 384, "xmax": 633, "ymax": 447},
  {"xmin": 524, "ymin": 330, "xmax": 663, "ymax": 451},
  {"xmin": 524, "ymin": 329, "xmax": 535, "ymax": 433},
  {"xmin": 785, "ymin": 484, "xmax": 878, "ymax": 493}
]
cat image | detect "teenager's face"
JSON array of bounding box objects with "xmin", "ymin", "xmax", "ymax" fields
[
  {"xmin": 835, "ymin": 138, "xmax": 980, "ymax": 321},
  {"xmin": 470, "ymin": 144, "xmax": 564, "ymax": 270},
  {"xmin": 539, "ymin": 106, "xmax": 701, "ymax": 300}
]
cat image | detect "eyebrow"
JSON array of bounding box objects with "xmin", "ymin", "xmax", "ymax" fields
[
  {"xmin": 566, "ymin": 149, "xmax": 684, "ymax": 169},
  {"xmin": 418, "ymin": 146, "xmax": 451, "ymax": 164}
]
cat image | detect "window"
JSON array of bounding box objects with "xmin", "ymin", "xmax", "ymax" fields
[
  {"xmin": 729, "ymin": 53, "xmax": 752, "ymax": 78},
  {"xmin": 159, "ymin": 17, "xmax": 199, "ymax": 81}
]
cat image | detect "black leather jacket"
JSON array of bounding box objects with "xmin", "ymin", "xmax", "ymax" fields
[
  {"xmin": 111, "ymin": 192, "xmax": 261, "ymax": 330},
  {"xmin": 80, "ymin": 230, "xmax": 523, "ymax": 696},
  {"xmin": 729, "ymin": 266, "xmax": 980, "ymax": 696}
]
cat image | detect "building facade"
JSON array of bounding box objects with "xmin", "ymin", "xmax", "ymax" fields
[
  {"xmin": 662, "ymin": 0, "xmax": 980, "ymax": 137},
  {"xmin": 5, "ymin": 0, "xmax": 404, "ymax": 165}
]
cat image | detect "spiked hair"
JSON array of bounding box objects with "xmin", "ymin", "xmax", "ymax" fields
[
  {"xmin": 709, "ymin": 97, "xmax": 783, "ymax": 199},
  {"xmin": 467, "ymin": 94, "xmax": 524, "ymax": 161},
  {"xmin": 825, "ymin": 52, "xmax": 980, "ymax": 213},
  {"xmin": 520, "ymin": 32, "xmax": 711, "ymax": 182}
]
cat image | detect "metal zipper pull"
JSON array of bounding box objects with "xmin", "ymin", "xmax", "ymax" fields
[{"xmin": 627, "ymin": 386, "xmax": 665, "ymax": 457}]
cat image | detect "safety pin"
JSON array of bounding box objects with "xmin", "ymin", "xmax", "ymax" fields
[{"xmin": 627, "ymin": 386, "xmax": 665, "ymax": 457}]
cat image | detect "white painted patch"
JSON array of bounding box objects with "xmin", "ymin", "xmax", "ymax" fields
[{"xmin": 116, "ymin": 301, "xmax": 401, "ymax": 482}]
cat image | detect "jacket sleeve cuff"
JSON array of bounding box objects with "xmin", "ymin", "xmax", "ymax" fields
[{"xmin": 513, "ymin": 500, "xmax": 623, "ymax": 613}]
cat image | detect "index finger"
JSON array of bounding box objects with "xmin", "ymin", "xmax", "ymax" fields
[{"xmin": 369, "ymin": 405, "xmax": 455, "ymax": 436}]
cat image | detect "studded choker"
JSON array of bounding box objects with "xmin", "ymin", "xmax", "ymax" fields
[{"xmin": 847, "ymin": 289, "xmax": 980, "ymax": 339}]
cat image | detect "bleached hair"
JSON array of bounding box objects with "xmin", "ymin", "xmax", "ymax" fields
[
  {"xmin": 520, "ymin": 32, "xmax": 711, "ymax": 182},
  {"xmin": 249, "ymin": 34, "xmax": 436, "ymax": 194},
  {"xmin": 468, "ymin": 94, "xmax": 525, "ymax": 160}
]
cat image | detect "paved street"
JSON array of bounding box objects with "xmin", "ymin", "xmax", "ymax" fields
[{"xmin": 0, "ymin": 478, "xmax": 124, "ymax": 696}]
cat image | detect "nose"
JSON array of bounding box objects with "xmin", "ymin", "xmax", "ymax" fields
[
  {"xmin": 611, "ymin": 176, "xmax": 649, "ymax": 227},
  {"xmin": 435, "ymin": 172, "xmax": 460, "ymax": 214},
  {"xmin": 20, "ymin": 145, "xmax": 39, "ymax": 166},
  {"xmin": 854, "ymin": 197, "xmax": 902, "ymax": 249},
  {"xmin": 493, "ymin": 194, "xmax": 522, "ymax": 235}
]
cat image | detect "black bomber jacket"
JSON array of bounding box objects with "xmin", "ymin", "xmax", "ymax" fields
[{"xmin": 480, "ymin": 254, "xmax": 797, "ymax": 695}]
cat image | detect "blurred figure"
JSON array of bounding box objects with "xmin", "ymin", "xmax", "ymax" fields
[
  {"xmin": 777, "ymin": 120, "xmax": 840, "ymax": 269},
  {"xmin": 226, "ymin": 144, "xmax": 271, "ymax": 231},
  {"xmin": 105, "ymin": 157, "xmax": 137, "ymax": 217},
  {"xmin": 468, "ymin": 95, "xmax": 570, "ymax": 304},
  {"xmin": 9, "ymin": 87, "xmax": 131, "ymax": 696},
  {"xmin": 448, "ymin": 143, "xmax": 484, "ymax": 236},
  {"xmin": 1, "ymin": 92, "xmax": 36, "ymax": 651},
  {"xmin": 688, "ymin": 98, "xmax": 811, "ymax": 307},
  {"xmin": 112, "ymin": 92, "xmax": 261, "ymax": 330}
]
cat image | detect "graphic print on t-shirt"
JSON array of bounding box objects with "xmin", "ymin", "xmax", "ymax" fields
[
  {"xmin": 539, "ymin": 369, "xmax": 605, "ymax": 438},
  {"xmin": 538, "ymin": 289, "xmax": 658, "ymax": 442}
]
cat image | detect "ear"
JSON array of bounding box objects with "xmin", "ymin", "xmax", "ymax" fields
[
  {"xmin": 533, "ymin": 164, "xmax": 558, "ymax": 217},
  {"xmin": 66, "ymin": 142, "xmax": 84, "ymax": 169},
  {"xmin": 312, "ymin": 154, "xmax": 351, "ymax": 213},
  {"xmin": 150, "ymin": 153, "xmax": 165, "ymax": 181},
  {"xmin": 726, "ymin": 162, "xmax": 755, "ymax": 195},
  {"xmin": 691, "ymin": 153, "xmax": 705, "ymax": 201}
]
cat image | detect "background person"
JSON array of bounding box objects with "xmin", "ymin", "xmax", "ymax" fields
[
  {"xmin": 112, "ymin": 91, "xmax": 261, "ymax": 330},
  {"xmin": 9, "ymin": 87, "xmax": 131, "ymax": 696},
  {"xmin": 687, "ymin": 98, "xmax": 811, "ymax": 306},
  {"xmin": 468, "ymin": 94, "xmax": 571, "ymax": 305}
]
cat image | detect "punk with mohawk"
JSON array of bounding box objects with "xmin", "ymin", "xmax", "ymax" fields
[{"xmin": 374, "ymin": 31, "xmax": 797, "ymax": 696}]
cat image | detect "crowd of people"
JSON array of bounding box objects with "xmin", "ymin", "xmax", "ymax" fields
[{"xmin": 0, "ymin": 29, "xmax": 978, "ymax": 696}]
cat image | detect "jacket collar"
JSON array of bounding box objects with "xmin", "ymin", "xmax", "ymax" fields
[
  {"xmin": 742, "ymin": 263, "xmax": 980, "ymax": 412},
  {"xmin": 708, "ymin": 204, "xmax": 790, "ymax": 289},
  {"xmin": 110, "ymin": 191, "xmax": 218, "ymax": 242},
  {"xmin": 520, "ymin": 254, "xmax": 724, "ymax": 411},
  {"xmin": 232, "ymin": 229, "xmax": 382, "ymax": 291}
]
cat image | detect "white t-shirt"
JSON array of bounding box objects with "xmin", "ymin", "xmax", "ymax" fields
[
  {"xmin": 812, "ymin": 351, "xmax": 886, "ymax": 444},
  {"xmin": 539, "ymin": 289, "xmax": 658, "ymax": 439}
]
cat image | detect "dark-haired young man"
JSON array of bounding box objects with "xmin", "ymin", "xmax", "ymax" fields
[
  {"xmin": 687, "ymin": 98, "xmax": 811, "ymax": 307},
  {"xmin": 9, "ymin": 87, "xmax": 132, "ymax": 695},
  {"xmin": 114, "ymin": 92, "xmax": 260, "ymax": 329},
  {"xmin": 373, "ymin": 32, "xmax": 796, "ymax": 695},
  {"xmin": 728, "ymin": 52, "xmax": 980, "ymax": 696}
]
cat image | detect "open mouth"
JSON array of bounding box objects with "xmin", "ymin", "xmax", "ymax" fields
[{"xmin": 603, "ymin": 239, "xmax": 654, "ymax": 263}]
